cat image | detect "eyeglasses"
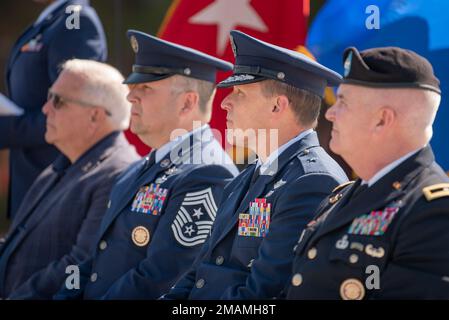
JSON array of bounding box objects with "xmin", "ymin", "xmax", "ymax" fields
[{"xmin": 47, "ymin": 90, "xmax": 112, "ymax": 116}]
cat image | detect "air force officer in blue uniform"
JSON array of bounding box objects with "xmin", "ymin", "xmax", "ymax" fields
[
  {"xmin": 162, "ymin": 31, "xmax": 348, "ymax": 300},
  {"xmin": 1, "ymin": 0, "xmax": 107, "ymax": 219},
  {"xmin": 54, "ymin": 30, "xmax": 238, "ymax": 300}
]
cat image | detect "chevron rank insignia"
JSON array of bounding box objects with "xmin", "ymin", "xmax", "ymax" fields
[
  {"xmin": 171, "ymin": 188, "xmax": 218, "ymax": 247},
  {"xmin": 131, "ymin": 183, "xmax": 168, "ymax": 215}
]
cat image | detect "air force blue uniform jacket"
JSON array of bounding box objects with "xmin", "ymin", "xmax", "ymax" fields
[
  {"xmin": 163, "ymin": 131, "xmax": 348, "ymax": 300},
  {"xmin": 1, "ymin": 0, "xmax": 107, "ymax": 218},
  {"xmin": 55, "ymin": 125, "xmax": 238, "ymax": 299}
]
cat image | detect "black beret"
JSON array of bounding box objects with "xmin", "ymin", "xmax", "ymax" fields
[{"xmin": 342, "ymin": 46, "xmax": 440, "ymax": 94}]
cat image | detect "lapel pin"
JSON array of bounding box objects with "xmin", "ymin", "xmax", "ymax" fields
[{"xmin": 392, "ymin": 181, "xmax": 401, "ymax": 190}]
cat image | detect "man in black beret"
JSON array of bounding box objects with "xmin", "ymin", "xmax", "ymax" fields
[{"xmin": 286, "ymin": 46, "xmax": 449, "ymax": 299}]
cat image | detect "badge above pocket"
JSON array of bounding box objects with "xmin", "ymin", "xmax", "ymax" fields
[
  {"xmin": 131, "ymin": 183, "xmax": 168, "ymax": 215},
  {"xmin": 330, "ymin": 233, "xmax": 389, "ymax": 269},
  {"xmin": 347, "ymin": 205, "xmax": 400, "ymax": 236},
  {"xmin": 238, "ymin": 198, "xmax": 271, "ymax": 238}
]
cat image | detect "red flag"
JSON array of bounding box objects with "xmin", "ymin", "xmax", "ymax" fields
[
  {"xmin": 124, "ymin": 130, "xmax": 150, "ymax": 156},
  {"xmin": 158, "ymin": 0, "xmax": 309, "ymax": 146}
]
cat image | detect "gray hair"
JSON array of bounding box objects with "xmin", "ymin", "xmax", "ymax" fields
[
  {"xmin": 60, "ymin": 59, "xmax": 131, "ymax": 130},
  {"xmin": 170, "ymin": 75, "xmax": 216, "ymax": 121}
]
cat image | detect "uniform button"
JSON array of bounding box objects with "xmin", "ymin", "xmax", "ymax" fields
[
  {"xmin": 196, "ymin": 279, "xmax": 205, "ymax": 289},
  {"xmin": 99, "ymin": 240, "xmax": 107, "ymax": 250},
  {"xmin": 307, "ymin": 247, "xmax": 317, "ymax": 260},
  {"xmin": 349, "ymin": 254, "xmax": 359, "ymax": 264},
  {"xmin": 107, "ymin": 200, "xmax": 111, "ymax": 209},
  {"xmin": 215, "ymin": 256, "xmax": 224, "ymax": 265},
  {"xmin": 90, "ymin": 273, "xmax": 98, "ymax": 283},
  {"xmin": 291, "ymin": 273, "xmax": 303, "ymax": 287}
]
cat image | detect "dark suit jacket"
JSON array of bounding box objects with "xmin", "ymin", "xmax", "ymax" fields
[
  {"xmin": 1, "ymin": 0, "xmax": 107, "ymax": 219},
  {"xmin": 0, "ymin": 132, "xmax": 139, "ymax": 299}
]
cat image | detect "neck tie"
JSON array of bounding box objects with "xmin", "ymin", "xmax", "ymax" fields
[
  {"xmin": 351, "ymin": 183, "xmax": 369, "ymax": 199},
  {"xmin": 249, "ymin": 166, "xmax": 261, "ymax": 187},
  {"xmin": 143, "ymin": 150, "xmax": 157, "ymax": 170}
]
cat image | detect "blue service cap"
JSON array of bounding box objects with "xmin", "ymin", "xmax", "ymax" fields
[
  {"xmin": 218, "ymin": 30, "xmax": 342, "ymax": 98},
  {"xmin": 124, "ymin": 30, "xmax": 233, "ymax": 84}
]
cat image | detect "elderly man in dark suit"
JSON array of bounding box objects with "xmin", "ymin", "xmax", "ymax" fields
[
  {"xmin": 0, "ymin": 59, "xmax": 139, "ymax": 299},
  {"xmin": 1, "ymin": 0, "xmax": 107, "ymax": 220}
]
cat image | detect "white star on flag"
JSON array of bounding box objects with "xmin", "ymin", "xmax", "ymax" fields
[{"xmin": 189, "ymin": 0, "xmax": 269, "ymax": 55}]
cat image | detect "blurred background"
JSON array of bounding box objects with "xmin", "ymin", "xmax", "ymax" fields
[
  {"xmin": 2, "ymin": 0, "xmax": 448, "ymax": 234},
  {"xmin": 0, "ymin": 0, "xmax": 175, "ymax": 234}
]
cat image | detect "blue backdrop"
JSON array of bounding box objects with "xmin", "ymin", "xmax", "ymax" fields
[{"xmin": 308, "ymin": 0, "xmax": 449, "ymax": 170}]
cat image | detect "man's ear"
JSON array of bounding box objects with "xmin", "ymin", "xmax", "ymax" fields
[
  {"xmin": 179, "ymin": 91, "xmax": 199, "ymax": 115},
  {"xmin": 375, "ymin": 106, "xmax": 396, "ymax": 132},
  {"xmin": 272, "ymin": 95, "xmax": 289, "ymax": 114},
  {"xmin": 90, "ymin": 107, "xmax": 107, "ymax": 124}
]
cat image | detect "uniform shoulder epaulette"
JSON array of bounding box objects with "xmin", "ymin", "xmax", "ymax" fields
[
  {"xmin": 422, "ymin": 183, "xmax": 449, "ymax": 201},
  {"xmin": 332, "ymin": 181, "xmax": 355, "ymax": 193}
]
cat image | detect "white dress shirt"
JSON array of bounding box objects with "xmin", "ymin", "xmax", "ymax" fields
[
  {"xmin": 257, "ymin": 129, "xmax": 314, "ymax": 175},
  {"xmin": 362, "ymin": 148, "xmax": 422, "ymax": 187}
]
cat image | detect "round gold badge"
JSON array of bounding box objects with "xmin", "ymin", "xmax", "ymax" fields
[
  {"xmin": 130, "ymin": 36, "xmax": 139, "ymax": 53},
  {"xmin": 340, "ymin": 278, "xmax": 365, "ymax": 300},
  {"xmin": 132, "ymin": 226, "xmax": 150, "ymax": 247}
]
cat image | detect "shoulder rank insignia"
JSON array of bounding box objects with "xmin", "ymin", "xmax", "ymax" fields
[
  {"xmin": 423, "ymin": 183, "xmax": 449, "ymax": 201},
  {"xmin": 332, "ymin": 181, "xmax": 355, "ymax": 193}
]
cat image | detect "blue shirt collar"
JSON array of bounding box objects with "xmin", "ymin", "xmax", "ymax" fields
[
  {"xmin": 362, "ymin": 148, "xmax": 422, "ymax": 187},
  {"xmin": 256, "ymin": 128, "xmax": 314, "ymax": 175},
  {"xmin": 155, "ymin": 124, "xmax": 209, "ymax": 163}
]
